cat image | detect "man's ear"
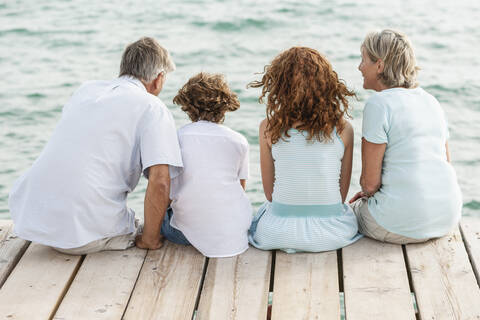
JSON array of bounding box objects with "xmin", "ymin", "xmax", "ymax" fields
[{"xmin": 154, "ymin": 72, "xmax": 164, "ymax": 91}]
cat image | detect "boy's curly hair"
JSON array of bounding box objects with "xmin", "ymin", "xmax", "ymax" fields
[
  {"xmin": 173, "ymin": 72, "xmax": 240, "ymax": 123},
  {"xmin": 248, "ymin": 47, "xmax": 355, "ymax": 144}
]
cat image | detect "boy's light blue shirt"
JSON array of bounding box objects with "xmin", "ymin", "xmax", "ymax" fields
[{"xmin": 362, "ymin": 87, "xmax": 462, "ymax": 239}]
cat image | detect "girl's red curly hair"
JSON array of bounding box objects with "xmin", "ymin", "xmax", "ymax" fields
[{"xmin": 249, "ymin": 47, "xmax": 355, "ymax": 144}]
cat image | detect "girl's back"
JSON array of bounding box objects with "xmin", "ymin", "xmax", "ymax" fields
[
  {"xmin": 272, "ymin": 129, "xmax": 343, "ymax": 205},
  {"xmin": 249, "ymin": 128, "xmax": 361, "ymax": 253}
]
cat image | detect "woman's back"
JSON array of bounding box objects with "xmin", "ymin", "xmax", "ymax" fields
[{"xmin": 363, "ymin": 87, "xmax": 462, "ymax": 238}]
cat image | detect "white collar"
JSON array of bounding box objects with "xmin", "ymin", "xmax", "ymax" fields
[{"xmin": 118, "ymin": 75, "xmax": 147, "ymax": 92}]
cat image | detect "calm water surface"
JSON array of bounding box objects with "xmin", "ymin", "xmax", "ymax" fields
[{"xmin": 1, "ymin": 0, "xmax": 479, "ymax": 219}]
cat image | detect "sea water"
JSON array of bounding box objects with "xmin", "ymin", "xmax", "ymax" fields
[{"xmin": 0, "ymin": 0, "xmax": 479, "ymax": 219}]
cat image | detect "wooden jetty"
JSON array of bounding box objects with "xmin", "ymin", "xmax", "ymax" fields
[{"xmin": 0, "ymin": 218, "xmax": 479, "ymax": 320}]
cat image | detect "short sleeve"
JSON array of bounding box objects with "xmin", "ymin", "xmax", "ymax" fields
[
  {"xmin": 362, "ymin": 98, "xmax": 389, "ymax": 144},
  {"xmin": 238, "ymin": 141, "xmax": 249, "ymax": 180},
  {"xmin": 140, "ymin": 102, "xmax": 183, "ymax": 179}
]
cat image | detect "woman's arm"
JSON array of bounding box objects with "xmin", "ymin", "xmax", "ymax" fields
[
  {"xmin": 446, "ymin": 141, "xmax": 451, "ymax": 163},
  {"xmin": 240, "ymin": 179, "xmax": 246, "ymax": 190},
  {"xmin": 360, "ymin": 138, "xmax": 386, "ymax": 196},
  {"xmin": 339, "ymin": 121, "xmax": 354, "ymax": 202},
  {"xmin": 259, "ymin": 119, "xmax": 274, "ymax": 201}
]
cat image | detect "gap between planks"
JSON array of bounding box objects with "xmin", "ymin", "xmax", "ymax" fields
[
  {"xmin": 49, "ymin": 255, "xmax": 86, "ymax": 320},
  {"xmin": 195, "ymin": 248, "xmax": 271, "ymax": 320},
  {"xmin": 3, "ymin": 218, "xmax": 479, "ymax": 320},
  {"xmin": 337, "ymin": 249, "xmax": 346, "ymax": 320},
  {"xmin": 405, "ymin": 227, "xmax": 480, "ymax": 319},
  {"xmin": 268, "ymin": 251, "xmax": 277, "ymax": 320},
  {"xmin": 0, "ymin": 220, "xmax": 31, "ymax": 289},
  {"xmin": 192, "ymin": 257, "xmax": 210, "ymax": 320},
  {"xmin": 402, "ymin": 245, "xmax": 421, "ymax": 320},
  {"xmin": 459, "ymin": 218, "xmax": 480, "ymax": 288},
  {"xmin": 120, "ymin": 248, "xmax": 149, "ymax": 320},
  {"xmin": 0, "ymin": 244, "xmax": 84, "ymax": 320},
  {"xmin": 122, "ymin": 242, "xmax": 206, "ymax": 319}
]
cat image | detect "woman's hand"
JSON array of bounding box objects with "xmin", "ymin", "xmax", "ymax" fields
[{"xmin": 349, "ymin": 191, "xmax": 367, "ymax": 203}]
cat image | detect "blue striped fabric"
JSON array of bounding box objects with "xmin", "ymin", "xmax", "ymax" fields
[{"xmin": 249, "ymin": 129, "xmax": 362, "ymax": 253}]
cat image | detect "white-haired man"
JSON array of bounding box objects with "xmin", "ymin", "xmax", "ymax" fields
[{"xmin": 9, "ymin": 37, "xmax": 182, "ymax": 254}]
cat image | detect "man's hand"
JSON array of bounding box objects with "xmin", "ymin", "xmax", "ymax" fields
[
  {"xmin": 135, "ymin": 234, "xmax": 164, "ymax": 250},
  {"xmin": 349, "ymin": 191, "xmax": 367, "ymax": 204}
]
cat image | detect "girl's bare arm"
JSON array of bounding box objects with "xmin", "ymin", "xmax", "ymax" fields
[{"xmin": 259, "ymin": 119, "xmax": 274, "ymax": 201}]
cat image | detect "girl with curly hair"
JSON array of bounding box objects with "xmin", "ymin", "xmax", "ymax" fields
[
  {"xmin": 248, "ymin": 47, "xmax": 361, "ymax": 252},
  {"xmin": 162, "ymin": 72, "xmax": 252, "ymax": 258}
]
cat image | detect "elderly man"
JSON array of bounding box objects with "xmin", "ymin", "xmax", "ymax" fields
[{"xmin": 8, "ymin": 37, "xmax": 182, "ymax": 254}]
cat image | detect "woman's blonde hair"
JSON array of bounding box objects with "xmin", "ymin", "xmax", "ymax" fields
[
  {"xmin": 362, "ymin": 29, "xmax": 420, "ymax": 88},
  {"xmin": 248, "ymin": 47, "xmax": 355, "ymax": 144}
]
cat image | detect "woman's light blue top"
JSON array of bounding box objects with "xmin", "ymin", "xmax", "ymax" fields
[
  {"xmin": 248, "ymin": 129, "xmax": 361, "ymax": 253},
  {"xmin": 362, "ymin": 87, "xmax": 462, "ymax": 239}
]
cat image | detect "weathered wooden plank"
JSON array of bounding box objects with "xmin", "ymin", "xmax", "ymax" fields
[
  {"xmin": 271, "ymin": 250, "xmax": 340, "ymax": 320},
  {"xmin": 123, "ymin": 242, "xmax": 205, "ymax": 320},
  {"xmin": 406, "ymin": 227, "xmax": 480, "ymax": 319},
  {"xmin": 460, "ymin": 217, "xmax": 480, "ymax": 284},
  {"xmin": 0, "ymin": 243, "xmax": 82, "ymax": 320},
  {"xmin": 197, "ymin": 248, "xmax": 271, "ymax": 320},
  {"xmin": 53, "ymin": 247, "xmax": 147, "ymax": 320},
  {"xmin": 343, "ymin": 237, "xmax": 415, "ymax": 320},
  {"xmin": 0, "ymin": 220, "xmax": 30, "ymax": 288}
]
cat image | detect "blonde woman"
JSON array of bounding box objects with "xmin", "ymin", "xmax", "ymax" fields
[{"xmin": 349, "ymin": 29, "xmax": 462, "ymax": 244}]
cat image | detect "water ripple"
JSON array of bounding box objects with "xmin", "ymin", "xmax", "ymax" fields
[
  {"xmin": 26, "ymin": 93, "xmax": 46, "ymax": 99},
  {"xmin": 192, "ymin": 18, "xmax": 278, "ymax": 32},
  {"xmin": 0, "ymin": 28, "xmax": 95, "ymax": 37},
  {"xmin": 464, "ymin": 200, "xmax": 480, "ymax": 210},
  {"xmin": 0, "ymin": 0, "xmax": 479, "ymax": 218}
]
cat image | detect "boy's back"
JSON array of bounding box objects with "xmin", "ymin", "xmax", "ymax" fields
[{"xmin": 170, "ymin": 121, "xmax": 252, "ymax": 257}]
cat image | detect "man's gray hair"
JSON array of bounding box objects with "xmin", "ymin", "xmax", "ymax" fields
[
  {"xmin": 119, "ymin": 37, "xmax": 175, "ymax": 83},
  {"xmin": 362, "ymin": 29, "xmax": 419, "ymax": 89}
]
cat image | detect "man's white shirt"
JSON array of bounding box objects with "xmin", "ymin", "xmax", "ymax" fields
[{"xmin": 9, "ymin": 76, "xmax": 183, "ymax": 248}]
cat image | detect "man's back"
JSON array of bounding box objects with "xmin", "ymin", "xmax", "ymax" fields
[{"xmin": 9, "ymin": 76, "xmax": 181, "ymax": 249}]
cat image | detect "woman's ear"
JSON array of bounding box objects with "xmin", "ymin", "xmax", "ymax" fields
[{"xmin": 377, "ymin": 59, "xmax": 385, "ymax": 74}]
